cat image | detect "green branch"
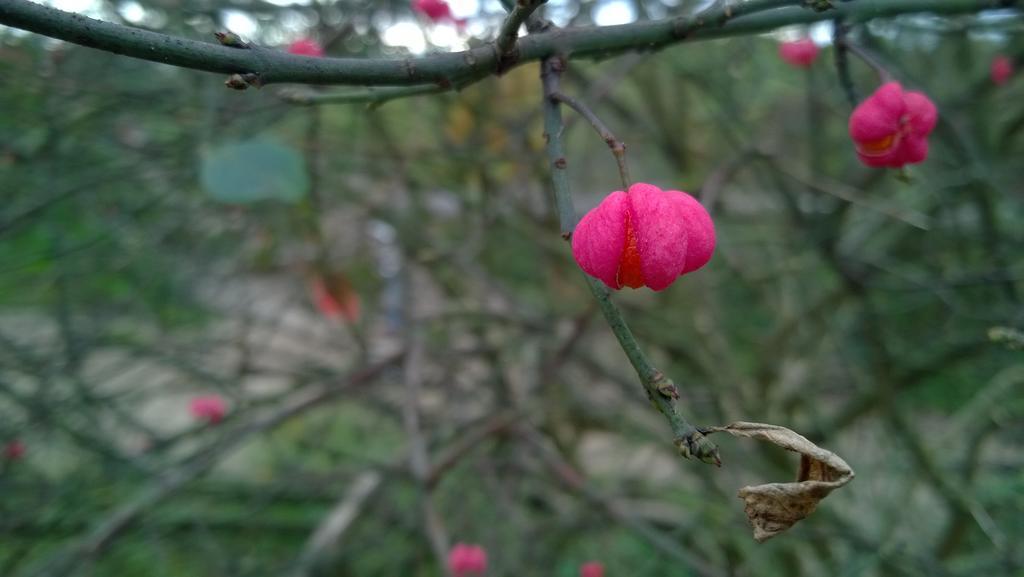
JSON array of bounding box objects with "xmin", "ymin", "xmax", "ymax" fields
[
  {"xmin": 496, "ymin": 0, "xmax": 548, "ymax": 66},
  {"xmin": 281, "ymin": 84, "xmax": 456, "ymax": 107},
  {"xmin": 540, "ymin": 56, "xmax": 720, "ymax": 466},
  {"xmin": 1, "ymin": 0, "xmax": 1016, "ymax": 88}
]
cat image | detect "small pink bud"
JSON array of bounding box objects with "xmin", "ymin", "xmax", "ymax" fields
[
  {"xmin": 991, "ymin": 55, "xmax": 1013, "ymax": 86},
  {"xmin": 311, "ymin": 276, "xmax": 361, "ymax": 323},
  {"xmin": 287, "ymin": 38, "xmax": 324, "ymax": 57},
  {"xmin": 412, "ymin": 0, "xmax": 465, "ymax": 25},
  {"xmin": 848, "ymin": 81, "xmax": 937, "ymax": 169},
  {"xmin": 778, "ymin": 39, "xmax": 819, "ymax": 68},
  {"xmin": 571, "ymin": 183, "xmax": 715, "ymax": 292},
  {"xmin": 4, "ymin": 440, "xmax": 25, "ymax": 461},
  {"xmin": 448, "ymin": 543, "xmax": 487, "ymax": 576},
  {"xmin": 189, "ymin": 395, "xmax": 227, "ymax": 424},
  {"xmin": 580, "ymin": 561, "xmax": 605, "ymax": 577}
]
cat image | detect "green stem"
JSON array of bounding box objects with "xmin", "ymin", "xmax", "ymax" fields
[
  {"xmin": 282, "ymin": 84, "xmax": 456, "ymax": 106},
  {"xmin": 495, "ymin": 0, "xmax": 548, "ymax": 65},
  {"xmin": 541, "ymin": 57, "xmax": 577, "ymax": 239},
  {"xmin": 540, "ymin": 57, "xmax": 720, "ymax": 466},
  {"xmin": 1, "ymin": 0, "xmax": 1015, "ymax": 88},
  {"xmin": 551, "ymin": 91, "xmax": 631, "ymax": 190}
]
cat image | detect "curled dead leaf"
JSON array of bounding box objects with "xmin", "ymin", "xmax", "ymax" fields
[{"xmin": 706, "ymin": 422, "xmax": 854, "ymax": 542}]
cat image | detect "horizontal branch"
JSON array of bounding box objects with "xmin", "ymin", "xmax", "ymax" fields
[
  {"xmin": 0, "ymin": 0, "xmax": 1017, "ymax": 88},
  {"xmin": 281, "ymin": 84, "xmax": 454, "ymax": 106}
]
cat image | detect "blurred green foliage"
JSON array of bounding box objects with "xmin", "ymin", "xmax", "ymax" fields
[{"xmin": 1, "ymin": 2, "xmax": 1024, "ymax": 576}]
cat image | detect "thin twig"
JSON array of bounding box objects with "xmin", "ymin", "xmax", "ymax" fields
[
  {"xmin": 401, "ymin": 270, "xmax": 451, "ymax": 574},
  {"xmin": 281, "ymin": 84, "xmax": 455, "ymax": 107},
  {"xmin": 288, "ymin": 471, "xmax": 384, "ymax": 577},
  {"xmin": 757, "ymin": 151, "xmax": 931, "ymax": 229},
  {"xmin": 517, "ymin": 426, "xmax": 724, "ymax": 577},
  {"xmin": 550, "ymin": 92, "xmax": 631, "ymax": 189},
  {"xmin": 832, "ymin": 18, "xmax": 859, "ymax": 108},
  {"xmin": 496, "ymin": 0, "xmax": 548, "ymax": 68},
  {"xmin": 19, "ymin": 354, "xmax": 403, "ymax": 577},
  {"xmin": 837, "ymin": 34, "xmax": 894, "ymax": 83}
]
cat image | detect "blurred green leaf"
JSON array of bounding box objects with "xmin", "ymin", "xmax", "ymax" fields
[{"xmin": 199, "ymin": 138, "xmax": 308, "ymax": 204}]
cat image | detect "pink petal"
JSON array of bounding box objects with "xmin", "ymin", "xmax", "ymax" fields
[
  {"xmin": 572, "ymin": 191, "xmax": 628, "ymax": 289},
  {"xmin": 856, "ymin": 145, "xmax": 903, "ymax": 168},
  {"xmin": 991, "ymin": 56, "xmax": 1013, "ymax": 85},
  {"xmin": 670, "ymin": 191, "xmax": 715, "ymax": 274},
  {"xmin": 4, "ymin": 440, "xmax": 25, "ymax": 461},
  {"xmin": 849, "ymin": 82, "xmax": 905, "ymax": 142},
  {"xmin": 287, "ymin": 39, "xmax": 324, "ymax": 57},
  {"xmin": 903, "ymin": 90, "xmax": 937, "ymax": 137},
  {"xmin": 779, "ymin": 40, "xmax": 818, "ymax": 68},
  {"xmin": 627, "ymin": 183, "xmax": 689, "ymax": 292},
  {"xmin": 899, "ymin": 135, "xmax": 929, "ymax": 165}
]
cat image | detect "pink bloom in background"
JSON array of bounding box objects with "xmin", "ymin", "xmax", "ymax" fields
[
  {"xmin": 4, "ymin": 440, "xmax": 25, "ymax": 461},
  {"xmin": 991, "ymin": 55, "xmax": 1013, "ymax": 85},
  {"xmin": 189, "ymin": 395, "xmax": 227, "ymax": 424},
  {"xmin": 571, "ymin": 183, "xmax": 715, "ymax": 292},
  {"xmin": 448, "ymin": 543, "xmax": 487, "ymax": 576},
  {"xmin": 848, "ymin": 81, "xmax": 938, "ymax": 168},
  {"xmin": 287, "ymin": 38, "xmax": 324, "ymax": 57},
  {"xmin": 412, "ymin": 0, "xmax": 466, "ymax": 26},
  {"xmin": 580, "ymin": 561, "xmax": 605, "ymax": 577},
  {"xmin": 778, "ymin": 39, "xmax": 819, "ymax": 68},
  {"xmin": 311, "ymin": 276, "xmax": 361, "ymax": 323}
]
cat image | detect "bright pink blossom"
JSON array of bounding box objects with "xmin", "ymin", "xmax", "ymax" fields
[
  {"xmin": 412, "ymin": 0, "xmax": 465, "ymax": 25},
  {"xmin": 189, "ymin": 395, "xmax": 227, "ymax": 424},
  {"xmin": 448, "ymin": 543, "xmax": 487, "ymax": 576},
  {"xmin": 848, "ymin": 82, "xmax": 937, "ymax": 168},
  {"xmin": 991, "ymin": 55, "xmax": 1013, "ymax": 86},
  {"xmin": 571, "ymin": 183, "xmax": 715, "ymax": 292},
  {"xmin": 4, "ymin": 440, "xmax": 25, "ymax": 461},
  {"xmin": 778, "ymin": 39, "xmax": 819, "ymax": 68},
  {"xmin": 580, "ymin": 561, "xmax": 605, "ymax": 577},
  {"xmin": 311, "ymin": 277, "xmax": 360, "ymax": 323},
  {"xmin": 287, "ymin": 38, "xmax": 324, "ymax": 57}
]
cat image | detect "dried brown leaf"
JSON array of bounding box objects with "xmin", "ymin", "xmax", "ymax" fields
[{"xmin": 708, "ymin": 421, "xmax": 855, "ymax": 542}]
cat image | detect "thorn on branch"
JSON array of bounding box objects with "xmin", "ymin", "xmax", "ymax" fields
[
  {"xmin": 241, "ymin": 73, "xmax": 263, "ymax": 88},
  {"xmin": 214, "ymin": 31, "xmax": 249, "ymax": 49},
  {"xmin": 803, "ymin": 0, "xmax": 835, "ymax": 11},
  {"xmin": 224, "ymin": 73, "xmax": 263, "ymax": 90},
  {"xmin": 675, "ymin": 430, "xmax": 722, "ymax": 467},
  {"xmin": 651, "ymin": 372, "xmax": 680, "ymax": 400},
  {"xmin": 224, "ymin": 73, "xmax": 249, "ymax": 90}
]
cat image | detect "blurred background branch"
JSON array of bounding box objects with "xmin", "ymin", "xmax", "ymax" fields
[{"xmin": 1, "ymin": 0, "xmax": 1023, "ymax": 575}]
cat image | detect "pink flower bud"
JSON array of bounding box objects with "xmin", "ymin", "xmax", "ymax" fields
[
  {"xmin": 287, "ymin": 38, "xmax": 324, "ymax": 57},
  {"xmin": 448, "ymin": 543, "xmax": 487, "ymax": 576},
  {"xmin": 4, "ymin": 440, "xmax": 25, "ymax": 461},
  {"xmin": 778, "ymin": 39, "xmax": 819, "ymax": 68},
  {"xmin": 571, "ymin": 183, "xmax": 715, "ymax": 292},
  {"xmin": 991, "ymin": 55, "xmax": 1013, "ymax": 86},
  {"xmin": 848, "ymin": 81, "xmax": 937, "ymax": 169},
  {"xmin": 412, "ymin": 0, "xmax": 465, "ymax": 25},
  {"xmin": 189, "ymin": 395, "xmax": 227, "ymax": 424},
  {"xmin": 311, "ymin": 277, "xmax": 361, "ymax": 323},
  {"xmin": 580, "ymin": 561, "xmax": 605, "ymax": 577}
]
